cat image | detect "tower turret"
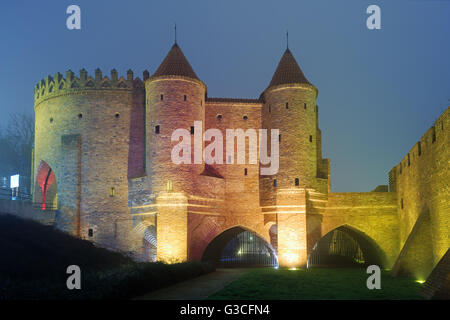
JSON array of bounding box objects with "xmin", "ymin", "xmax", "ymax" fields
[
  {"xmin": 145, "ymin": 43, "xmax": 206, "ymax": 262},
  {"xmin": 260, "ymin": 47, "xmax": 319, "ymax": 268},
  {"xmin": 261, "ymin": 48, "xmax": 318, "ymax": 190},
  {"xmin": 146, "ymin": 43, "xmax": 206, "ymax": 195}
]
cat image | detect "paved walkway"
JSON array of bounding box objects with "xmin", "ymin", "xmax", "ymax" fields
[{"xmin": 134, "ymin": 268, "xmax": 247, "ymax": 300}]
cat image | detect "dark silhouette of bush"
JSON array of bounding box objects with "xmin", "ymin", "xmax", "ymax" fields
[
  {"xmin": 0, "ymin": 214, "xmax": 214, "ymax": 300},
  {"xmin": 0, "ymin": 214, "xmax": 132, "ymax": 281}
]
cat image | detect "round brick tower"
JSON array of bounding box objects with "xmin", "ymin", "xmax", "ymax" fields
[
  {"xmin": 33, "ymin": 68, "xmax": 144, "ymax": 249},
  {"xmin": 145, "ymin": 43, "xmax": 206, "ymax": 196},
  {"xmin": 261, "ymin": 48, "xmax": 318, "ymax": 190},
  {"xmin": 260, "ymin": 48, "xmax": 319, "ymax": 268}
]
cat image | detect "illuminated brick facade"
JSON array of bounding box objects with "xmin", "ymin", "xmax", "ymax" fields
[
  {"xmin": 31, "ymin": 42, "xmax": 449, "ymax": 274},
  {"xmin": 390, "ymin": 109, "xmax": 449, "ymax": 279}
]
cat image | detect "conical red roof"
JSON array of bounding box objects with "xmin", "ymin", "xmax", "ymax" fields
[
  {"xmin": 153, "ymin": 43, "xmax": 199, "ymax": 80},
  {"xmin": 268, "ymin": 48, "xmax": 311, "ymax": 88}
]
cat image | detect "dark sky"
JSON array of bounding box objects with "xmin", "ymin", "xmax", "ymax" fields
[{"xmin": 0, "ymin": 0, "xmax": 448, "ymax": 192}]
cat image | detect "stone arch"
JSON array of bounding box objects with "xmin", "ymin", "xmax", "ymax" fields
[
  {"xmin": 308, "ymin": 224, "xmax": 388, "ymax": 268},
  {"xmin": 264, "ymin": 222, "xmax": 278, "ymax": 254},
  {"xmin": 264, "ymin": 220, "xmax": 276, "ymax": 234},
  {"xmin": 34, "ymin": 160, "xmax": 58, "ymax": 211},
  {"xmin": 143, "ymin": 225, "xmax": 157, "ymax": 262},
  {"xmin": 133, "ymin": 219, "xmax": 156, "ymax": 237},
  {"xmin": 188, "ymin": 214, "xmax": 268, "ymax": 261},
  {"xmin": 201, "ymin": 225, "xmax": 278, "ymax": 267},
  {"xmin": 132, "ymin": 219, "xmax": 157, "ymax": 262}
]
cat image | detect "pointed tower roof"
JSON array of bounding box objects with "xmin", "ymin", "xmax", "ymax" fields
[
  {"xmin": 268, "ymin": 48, "xmax": 312, "ymax": 88},
  {"xmin": 153, "ymin": 43, "xmax": 199, "ymax": 80}
]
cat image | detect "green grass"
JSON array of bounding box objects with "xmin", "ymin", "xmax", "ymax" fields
[{"xmin": 208, "ymin": 268, "xmax": 423, "ymax": 300}]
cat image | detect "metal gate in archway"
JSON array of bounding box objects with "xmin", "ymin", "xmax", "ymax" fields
[
  {"xmin": 308, "ymin": 228, "xmax": 365, "ymax": 267},
  {"xmin": 202, "ymin": 227, "xmax": 278, "ymax": 267}
]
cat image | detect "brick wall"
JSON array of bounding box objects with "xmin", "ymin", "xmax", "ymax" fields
[
  {"xmin": 128, "ymin": 84, "xmax": 146, "ymax": 178},
  {"xmin": 391, "ymin": 107, "xmax": 449, "ymax": 274},
  {"xmin": 0, "ymin": 199, "xmax": 55, "ymax": 225},
  {"xmin": 391, "ymin": 210, "xmax": 434, "ymax": 279},
  {"xmin": 33, "ymin": 69, "xmax": 140, "ymax": 251},
  {"xmin": 320, "ymin": 192, "xmax": 399, "ymax": 267},
  {"xmin": 145, "ymin": 76, "xmax": 206, "ymax": 196},
  {"xmin": 261, "ymin": 83, "xmax": 318, "ymax": 189}
]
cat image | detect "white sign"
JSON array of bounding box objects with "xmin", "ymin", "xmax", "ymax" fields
[{"xmin": 10, "ymin": 174, "xmax": 19, "ymax": 189}]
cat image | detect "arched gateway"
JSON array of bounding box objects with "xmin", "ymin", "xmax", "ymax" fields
[
  {"xmin": 34, "ymin": 161, "xmax": 57, "ymax": 211},
  {"xmin": 308, "ymin": 225, "xmax": 387, "ymax": 268},
  {"xmin": 202, "ymin": 227, "xmax": 278, "ymax": 267}
]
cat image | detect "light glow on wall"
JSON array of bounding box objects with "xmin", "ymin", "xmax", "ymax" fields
[
  {"xmin": 283, "ymin": 252, "xmax": 300, "ymax": 266},
  {"xmin": 415, "ymin": 280, "xmax": 425, "ymax": 284},
  {"xmin": 156, "ymin": 192, "xmax": 188, "ymax": 264}
]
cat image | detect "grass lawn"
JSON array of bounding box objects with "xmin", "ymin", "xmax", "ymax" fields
[{"xmin": 208, "ymin": 268, "xmax": 423, "ymax": 300}]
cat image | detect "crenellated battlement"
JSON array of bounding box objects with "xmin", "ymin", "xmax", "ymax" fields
[
  {"xmin": 392, "ymin": 106, "xmax": 449, "ymax": 176},
  {"xmin": 34, "ymin": 68, "xmax": 149, "ymax": 105}
]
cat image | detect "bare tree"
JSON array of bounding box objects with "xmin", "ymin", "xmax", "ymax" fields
[
  {"xmin": 0, "ymin": 113, "xmax": 35, "ymax": 186},
  {"xmin": 6, "ymin": 113, "xmax": 34, "ymax": 151}
]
